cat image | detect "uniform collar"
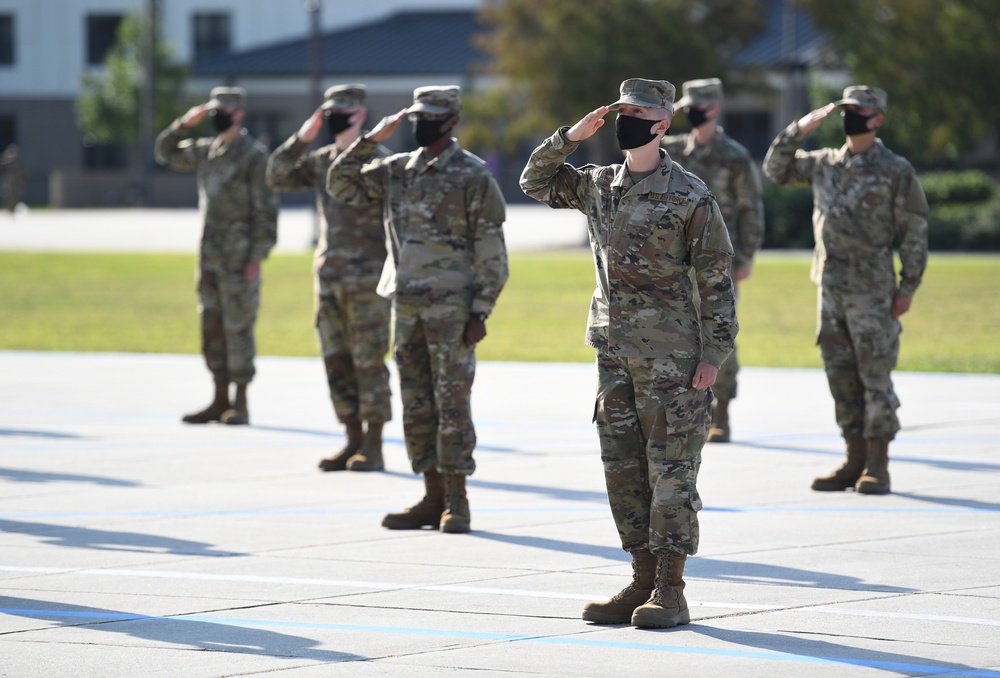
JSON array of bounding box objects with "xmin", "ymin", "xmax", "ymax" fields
[
  {"xmin": 611, "ymin": 148, "xmax": 673, "ymax": 193},
  {"xmin": 405, "ymin": 137, "xmax": 460, "ymax": 172}
]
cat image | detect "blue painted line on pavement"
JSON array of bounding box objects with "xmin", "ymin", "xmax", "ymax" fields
[
  {"xmin": 3, "ymin": 607, "xmax": 999, "ymax": 676},
  {"xmin": 2, "ymin": 505, "xmax": 997, "ymax": 520}
]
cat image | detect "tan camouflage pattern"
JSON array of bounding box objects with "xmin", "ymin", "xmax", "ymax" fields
[
  {"xmin": 674, "ymin": 78, "xmax": 723, "ymax": 109},
  {"xmin": 207, "ymin": 87, "xmax": 246, "ymax": 110},
  {"xmin": 607, "ymin": 78, "xmax": 676, "ymax": 116},
  {"xmin": 322, "ymin": 84, "xmax": 367, "ymax": 110},
  {"xmin": 819, "ymin": 288, "xmax": 901, "ymax": 440},
  {"xmin": 519, "ymin": 128, "xmax": 738, "ymax": 367},
  {"xmin": 762, "ymin": 123, "xmax": 928, "ymax": 297},
  {"xmin": 762, "ymin": 122, "xmax": 928, "ymax": 440},
  {"xmin": 326, "ymin": 137, "xmax": 508, "ymax": 315},
  {"xmin": 833, "ymin": 85, "xmax": 887, "ymax": 114},
  {"xmin": 596, "ymin": 355, "xmax": 710, "ymax": 555},
  {"xmin": 394, "ymin": 302, "xmax": 477, "ymax": 475},
  {"xmin": 155, "ymin": 120, "xmax": 278, "ymax": 384},
  {"xmin": 267, "ymin": 135, "xmax": 392, "ymax": 423},
  {"xmin": 661, "ymin": 129, "xmax": 763, "ymax": 271},
  {"xmin": 663, "ymin": 127, "xmax": 763, "ymax": 400},
  {"xmin": 326, "ymin": 135, "xmax": 508, "ymax": 475},
  {"xmin": 197, "ymin": 270, "xmax": 259, "ymax": 384},
  {"xmin": 407, "ymin": 86, "xmax": 462, "ymax": 115},
  {"xmin": 520, "ymin": 125, "xmax": 737, "ymax": 558},
  {"xmin": 317, "ymin": 282, "xmax": 392, "ymax": 424}
]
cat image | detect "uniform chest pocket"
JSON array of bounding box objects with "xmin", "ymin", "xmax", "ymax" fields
[{"xmin": 610, "ymin": 199, "xmax": 677, "ymax": 258}]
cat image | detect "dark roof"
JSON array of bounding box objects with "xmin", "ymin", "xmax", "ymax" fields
[
  {"xmin": 734, "ymin": 0, "xmax": 826, "ymax": 67},
  {"xmin": 193, "ymin": 10, "xmax": 488, "ymax": 77}
]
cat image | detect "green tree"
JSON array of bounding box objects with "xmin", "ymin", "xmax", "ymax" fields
[
  {"xmin": 800, "ymin": 0, "xmax": 1000, "ymax": 164},
  {"xmin": 76, "ymin": 10, "xmax": 188, "ymax": 152},
  {"xmin": 473, "ymin": 0, "xmax": 766, "ymax": 163}
]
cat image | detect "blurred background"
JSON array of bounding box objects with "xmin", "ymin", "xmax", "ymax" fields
[{"xmin": 0, "ymin": 0, "xmax": 998, "ymax": 251}]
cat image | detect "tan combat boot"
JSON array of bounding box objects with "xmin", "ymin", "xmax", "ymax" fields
[
  {"xmin": 382, "ymin": 470, "xmax": 445, "ymax": 529},
  {"xmin": 181, "ymin": 378, "xmax": 230, "ymax": 424},
  {"xmin": 346, "ymin": 421, "xmax": 385, "ymax": 471},
  {"xmin": 319, "ymin": 418, "xmax": 363, "ymax": 471},
  {"xmin": 707, "ymin": 398, "xmax": 731, "ymax": 443},
  {"xmin": 440, "ymin": 474, "xmax": 471, "ymax": 533},
  {"xmin": 631, "ymin": 551, "xmax": 691, "ymax": 629},
  {"xmin": 582, "ymin": 549, "xmax": 656, "ymax": 624},
  {"xmin": 811, "ymin": 434, "xmax": 867, "ymax": 491},
  {"xmin": 856, "ymin": 439, "xmax": 891, "ymax": 495},
  {"xmin": 221, "ymin": 383, "xmax": 249, "ymax": 425}
]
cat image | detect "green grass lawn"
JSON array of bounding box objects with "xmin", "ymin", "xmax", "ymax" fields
[{"xmin": 0, "ymin": 250, "xmax": 996, "ymax": 372}]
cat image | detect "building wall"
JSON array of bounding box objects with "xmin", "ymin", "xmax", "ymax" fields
[{"xmin": 0, "ymin": 0, "xmax": 479, "ymax": 205}]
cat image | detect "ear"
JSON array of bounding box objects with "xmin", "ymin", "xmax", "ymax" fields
[
  {"xmin": 233, "ymin": 109, "xmax": 246, "ymax": 123},
  {"xmin": 870, "ymin": 112, "xmax": 885, "ymax": 130},
  {"xmin": 652, "ymin": 118, "xmax": 670, "ymax": 136},
  {"xmin": 708, "ymin": 103, "xmax": 721, "ymax": 119},
  {"xmin": 443, "ymin": 114, "xmax": 459, "ymax": 133}
]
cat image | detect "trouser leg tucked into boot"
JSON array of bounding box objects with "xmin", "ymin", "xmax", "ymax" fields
[
  {"xmin": 346, "ymin": 421, "xmax": 385, "ymax": 471},
  {"xmin": 707, "ymin": 398, "xmax": 731, "ymax": 443},
  {"xmin": 811, "ymin": 434, "xmax": 867, "ymax": 491},
  {"xmin": 855, "ymin": 438, "xmax": 891, "ymax": 495},
  {"xmin": 382, "ymin": 470, "xmax": 444, "ymax": 529},
  {"xmin": 440, "ymin": 474, "xmax": 471, "ymax": 533},
  {"xmin": 319, "ymin": 417, "xmax": 363, "ymax": 471},
  {"xmin": 631, "ymin": 551, "xmax": 691, "ymax": 629},
  {"xmin": 582, "ymin": 549, "xmax": 656, "ymax": 624},
  {"xmin": 182, "ymin": 378, "xmax": 230, "ymax": 424},
  {"xmin": 221, "ymin": 383, "xmax": 249, "ymax": 425}
]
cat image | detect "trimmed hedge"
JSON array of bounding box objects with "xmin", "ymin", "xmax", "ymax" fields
[{"xmin": 761, "ymin": 169, "xmax": 1000, "ymax": 251}]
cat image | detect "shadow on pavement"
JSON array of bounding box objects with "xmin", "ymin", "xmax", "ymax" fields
[{"xmin": 0, "ymin": 597, "xmax": 365, "ymax": 662}]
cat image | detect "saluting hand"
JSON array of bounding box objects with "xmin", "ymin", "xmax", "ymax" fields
[
  {"xmin": 297, "ymin": 107, "xmax": 325, "ymax": 144},
  {"xmin": 180, "ymin": 104, "xmax": 208, "ymax": 129},
  {"xmin": 365, "ymin": 109, "xmax": 408, "ymax": 144},
  {"xmin": 566, "ymin": 106, "xmax": 610, "ymax": 142},
  {"xmin": 796, "ymin": 103, "xmax": 837, "ymax": 135}
]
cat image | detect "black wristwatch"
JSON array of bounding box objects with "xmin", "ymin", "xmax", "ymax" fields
[{"xmin": 471, "ymin": 312, "xmax": 488, "ymax": 322}]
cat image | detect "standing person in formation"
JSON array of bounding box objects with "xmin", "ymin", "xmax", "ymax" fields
[
  {"xmin": 521, "ymin": 78, "xmax": 737, "ymax": 628},
  {"xmin": 267, "ymin": 84, "xmax": 392, "ymax": 472},
  {"xmin": 155, "ymin": 87, "xmax": 278, "ymax": 426},
  {"xmin": 327, "ymin": 85, "xmax": 508, "ymax": 533},
  {"xmin": 663, "ymin": 78, "xmax": 764, "ymax": 443},
  {"xmin": 763, "ymin": 86, "xmax": 928, "ymax": 495}
]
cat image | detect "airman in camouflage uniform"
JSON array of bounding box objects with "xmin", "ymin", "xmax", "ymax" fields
[
  {"xmin": 327, "ymin": 85, "xmax": 508, "ymax": 534},
  {"xmin": 155, "ymin": 87, "xmax": 278, "ymax": 426},
  {"xmin": 520, "ymin": 78, "xmax": 737, "ymax": 629},
  {"xmin": 663, "ymin": 79, "xmax": 764, "ymax": 443},
  {"xmin": 763, "ymin": 86, "xmax": 928, "ymax": 495},
  {"xmin": 267, "ymin": 84, "xmax": 392, "ymax": 472}
]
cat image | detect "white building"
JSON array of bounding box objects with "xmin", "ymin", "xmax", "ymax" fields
[{"xmin": 0, "ymin": 0, "xmax": 479, "ymax": 204}]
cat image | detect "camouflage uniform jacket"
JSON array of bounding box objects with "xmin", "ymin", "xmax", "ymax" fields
[
  {"xmin": 155, "ymin": 122, "xmax": 278, "ymax": 270},
  {"xmin": 662, "ymin": 127, "xmax": 764, "ymax": 271},
  {"xmin": 267, "ymin": 135, "xmax": 388, "ymax": 287},
  {"xmin": 762, "ymin": 122, "xmax": 928, "ymax": 296},
  {"xmin": 520, "ymin": 128, "xmax": 738, "ymax": 367},
  {"xmin": 326, "ymin": 137, "xmax": 508, "ymax": 315}
]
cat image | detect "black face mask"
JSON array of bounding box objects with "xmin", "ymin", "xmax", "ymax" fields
[
  {"xmin": 686, "ymin": 106, "xmax": 709, "ymax": 129},
  {"xmin": 210, "ymin": 109, "xmax": 235, "ymax": 133},
  {"xmin": 842, "ymin": 109, "xmax": 875, "ymax": 136},
  {"xmin": 326, "ymin": 112, "xmax": 353, "ymax": 137},
  {"xmin": 615, "ymin": 114, "xmax": 659, "ymax": 150},
  {"xmin": 412, "ymin": 118, "xmax": 450, "ymax": 147}
]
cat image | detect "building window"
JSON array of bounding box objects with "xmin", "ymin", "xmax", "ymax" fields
[
  {"xmin": 0, "ymin": 14, "xmax": 14, "ymax": 65},
  {"xmin": 0, "ymin": 116, "xmax": 15, "ymax": 151},
  {"xmin": 83, "ymin": 142, "xmax": 126, "ymax": 170},
  {"xmin": 193, "ymin": 13, "xmax": 231, "ymax": 60},
  {"xmin": 87, "ymin": 14, "xmax": 123, "ymax": 65}
]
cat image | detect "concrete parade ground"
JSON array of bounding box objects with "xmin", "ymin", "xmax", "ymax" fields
[{"xmin": 1, "ymin": 207, "xmax": 1000, "ymax": 676}]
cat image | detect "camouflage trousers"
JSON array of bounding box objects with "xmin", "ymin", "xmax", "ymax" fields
[
  {"xmin": 316, "ymin": 277, "xmax": 392, "ymax": 424},
  {"xmin": 818, "ymin": 288, "xmax": 901, "ymax": 441},
  {"xmin": 595, "ymin": 353, "xmax": 711, "ymax": 557},
  {"xmin": 198, "ymin": 268, "xmax": 259, "ymax": 385},
  {"xmin": 393, "ymin": 302, "xmax": 476, "ymax": 476}
]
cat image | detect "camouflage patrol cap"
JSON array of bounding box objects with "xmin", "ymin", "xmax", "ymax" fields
[
  {"xmin": 674, "ymin": 78, "xmax": 724, "ymax": 108},
  {"xmin": 207, "ymin": 87, "xmax": 246, "ymax": 110},
  {"xmin": 833, "ymin": 85, "xmax": 887, "ymax": 114},
  {"xmin": 607, "ymin": 78, "xmax": 675, "ymax": 117},
  {"xmin": 321, "ymin": 84, "xmax": 367, "ymax": 110},
  {"xmin": 407, "ymin": 85, "xmax": 461, "ymax": 115}
]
